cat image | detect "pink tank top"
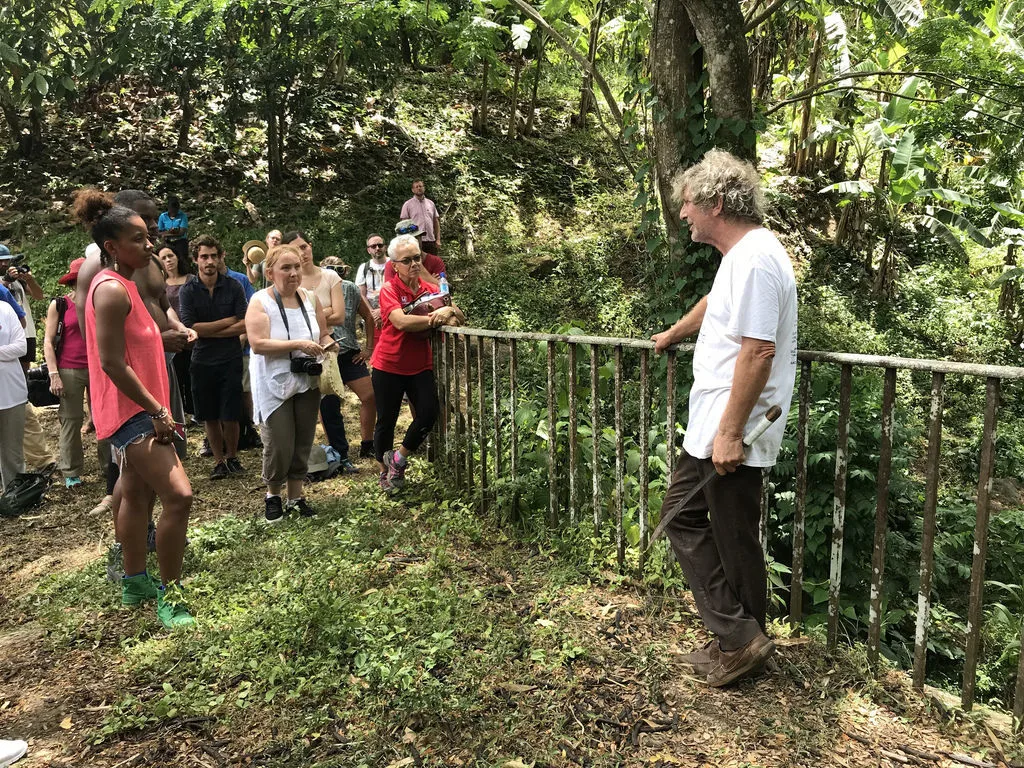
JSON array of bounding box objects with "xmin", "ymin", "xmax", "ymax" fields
[
  {"xmin": 57, "ymin": 296, "xmax": 88, "ymax": 369},
  {"xmin": 85, "ymin": 269, "xmax": 169, "ymax": 440}
]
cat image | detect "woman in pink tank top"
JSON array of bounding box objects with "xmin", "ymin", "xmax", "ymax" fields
[{"xmin": 73, "ymin": 188, "xmax": 195, "ymax": 629}]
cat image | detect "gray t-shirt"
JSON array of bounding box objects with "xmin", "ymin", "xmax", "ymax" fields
[{"xmin": 7, "ymin": 278, "xmax": 34, "ymax": 336}]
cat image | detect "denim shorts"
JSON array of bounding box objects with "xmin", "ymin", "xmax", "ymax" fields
[{"xmin": 109, "ymin": 411, "xmax": 156, "ymax": 465}]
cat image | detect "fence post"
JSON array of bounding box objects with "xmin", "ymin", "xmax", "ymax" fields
[
  {"xmin": 638, "ymin": 349, "xmax": 650, "ymax": 574},
  {"xmin": 476, "ymin": 335, "xmax": 487, "ymax": 514},
  {"xmin": 547, "ymin": 340, "xmax": 558, "ymax": 527},
  {"xmin": 790, "ymin": 360, "xmax": 811, "ymax": 631},
  {"xmin": 962, "ymin": 377, "xmax": 1000, "ymax": 710},
  {"xmin": 591, "ymin": 344, "xmax": 601, "ymax": 533},
  {"xmin": 913, "ymin": 372, "xmax": 944, "ymax": 689},
  {"xmin": 462, "ymin": 334, "xmax": 474, "ymax": 496},
  {"xmin": 509, "ymin": 339, "xmax": 520, "ymax": 521},
  {"xmin": 868, "ymin": 367, "xmax": 897, "ymax": 669},
  {"xmin": 614, "ymin": 345, "xmax": 625, "ymax": 570},
  {"xmin": 568, "ymin": 343, "xmax": 579, "ymax": 525},
  {"xmin": 827, "ymin": 364, "xmax": 853, "ymax": 651},
  {"xmin": 452, "ymin": 332, "xmax": 463, "ymax": 490}
]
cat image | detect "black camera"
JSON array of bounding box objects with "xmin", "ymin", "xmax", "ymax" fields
[{"xmin": 290, "ymin": 356, "xmax": 322, "ymax": 376}]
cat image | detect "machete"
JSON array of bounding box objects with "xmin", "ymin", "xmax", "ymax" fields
[{"xmin": 647, "ymin": 404, "xmax": 783, "ymax": 549}]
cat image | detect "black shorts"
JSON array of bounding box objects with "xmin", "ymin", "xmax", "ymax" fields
[
  {"xmin": 338, "ymin": 349, "xmax": 370, "ymax": 384},
  {"xmin": 191, "ymin": 358, "xmax": 243, "ymax": 422},
  {"xmin": 21, "ymin": 336, "xmax": 36, "ymax": 364}
]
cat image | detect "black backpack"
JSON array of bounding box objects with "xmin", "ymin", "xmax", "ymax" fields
[{"xmin": 0, "ymin": 464, "xmax": 55, "ymax": 518}]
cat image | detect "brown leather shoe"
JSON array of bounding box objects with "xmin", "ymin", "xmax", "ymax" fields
[
  {"xmin": 681, "ymin": 639, "xmax": 720, "ymax": 675},
  {"xmin": 706, "ymin": 632, "xmax": 775, "ymax": 687}
]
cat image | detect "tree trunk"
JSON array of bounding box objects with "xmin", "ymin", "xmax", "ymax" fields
[
  {"xmin": 650, "ymin": 0, "xmax": 701, "ymax": 247},
  {"xmin": 266, "ymin": 90, "xmax": 283, "ymax": 184},
  {"xmin": 999, "ymin": 243, "xmax": 1018, "ymax": 339},
  {"xmin": 576, "ymin": 0, "xmax": 604, "ymax": 128},
  {"xmin": 524, "ymin": 33, "xmax": 545, "ymax": 135},
  {"xmin": 508, "ymin": 57, "xmax": 523, "ymax": 139},
  {"xmin": 682, "ymin": 0, "xmax": 754, "ymax": 160},
  {"xmin": 473, "ymin": 58, "xmax": 490, "ymax": 136},
  {"xmin": 177, "ymin": 68, "xmax": 195, "ymax": 152},
  {"xmin": 873, "ymin": 234, "xmax": 895, "ymax": 296},
  {"xmin": 398, "ymin": 19, "xmax": 413, "ymax": 66},
  {"xmin": 793, "ymin": 26, "xmax": 821, "ymax": 175}
]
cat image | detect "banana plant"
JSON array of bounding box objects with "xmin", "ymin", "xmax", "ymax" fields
[{"xmin": 822, "ymin": 128, "xmax": 990, "ymax": 296}]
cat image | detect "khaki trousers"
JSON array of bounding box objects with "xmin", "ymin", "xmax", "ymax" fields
[
  {"xmin": 57, "ymin": 367, "xmax": 96, "ymax": 478},
  {"xmin": 0, "ymin": 402, "xmax": 27, "ymax": 489},
  {"xmin": 22, "ymin": 402, "xmax": 55, "ymax": 471}
]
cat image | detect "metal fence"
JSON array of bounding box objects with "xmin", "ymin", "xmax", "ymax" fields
[{"xmin": 429, "ymin": 325, "xmax": 1024, "ymax": 725}]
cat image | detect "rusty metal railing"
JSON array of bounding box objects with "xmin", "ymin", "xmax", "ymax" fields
[{"xmin": 430, "ymin": 326, "xmax": 1024, "ymax": 724}]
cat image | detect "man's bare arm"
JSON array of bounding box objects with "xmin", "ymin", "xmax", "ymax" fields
[
  {"xmin": 651, "ymin": 295, "xmax": 708, "ymax": 353},
  {"xmin": 711, "ymin": 337, "xmax": 775, "ymax": 474}
]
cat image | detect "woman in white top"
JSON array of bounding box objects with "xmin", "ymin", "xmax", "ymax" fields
[
  {"xmin": 0, "ymin": 300, "xmax": 28, "ymax": 490},
  {"xmin": 279, "ymin": 231, "xmax": 360, "ymax": 472},
  {"xmin": 245, "ymin": 244, "xmax": 335, "ymax": 524}
]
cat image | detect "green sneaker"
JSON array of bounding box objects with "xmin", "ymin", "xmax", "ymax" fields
[
  {"xmin": 156, "ymin": 584, "xmax": 195, "ymax": 629},
  {"xmin": 121, "ymin": 572, "xmax": 159, "ymax": 606}
]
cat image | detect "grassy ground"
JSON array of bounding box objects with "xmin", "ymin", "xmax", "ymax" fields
[{"xmin": 1, "ymin": 409, "xmax": 1020, "ymax": 767}]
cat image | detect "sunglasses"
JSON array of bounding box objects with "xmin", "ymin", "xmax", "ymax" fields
[
  {"xmin": 368, "ymin": 243, "xmax": 385, "ymax": 249},
  {"xmin": 396, "ymin": 224, "xmax": 419, "ymax": 235},
  {"xmin": 394, "ymin": 253, "xmax": 423, "ymax": 266}
]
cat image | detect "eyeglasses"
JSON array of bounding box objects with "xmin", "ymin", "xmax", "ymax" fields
[
  {"xmin": 394, "ymin": 253, "xmax": 422, "ymax": 266},
  {"xmin": 368, "ymin": 243, "xmax": 385, "ymax": 249}
]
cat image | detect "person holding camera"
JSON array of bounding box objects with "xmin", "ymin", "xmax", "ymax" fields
[
  {"xmin": 372, "ymin": 234, "xmax": 464, "ymax": 494},
  {"xmin": 245, "ymin": 244, "xmax": 334, "ymax": 524},
  {"xmin": 0, "ymin": 244, "xmax": 44, "ymax": 366},
  {"xmin": 0, "ymin": 299, "xmax": 27, "ymax": 493}
]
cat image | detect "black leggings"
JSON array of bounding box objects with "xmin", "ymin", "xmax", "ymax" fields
[{"xmin": 372, "ymin": 368, "xmax": 437, "ymax": 462}]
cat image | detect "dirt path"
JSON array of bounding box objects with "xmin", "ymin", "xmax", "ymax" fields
[{"xmin": 1, "ymin": 408, "xmax": 1018, "ymax": 768}]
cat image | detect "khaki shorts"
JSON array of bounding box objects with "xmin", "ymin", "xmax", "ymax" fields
[{"xmin": 242, "ymin": 355, "xmax": 251, "ymax": 393}]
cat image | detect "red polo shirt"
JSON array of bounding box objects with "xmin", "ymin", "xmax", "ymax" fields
[{"xmin": 371, "ymin": 277, "xmax": 436, "ymax": 376}]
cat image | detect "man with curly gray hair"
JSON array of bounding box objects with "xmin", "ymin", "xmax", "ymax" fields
[{"xmin": 651, "ymin": 148, "xmax": 797, "ymax": 687}]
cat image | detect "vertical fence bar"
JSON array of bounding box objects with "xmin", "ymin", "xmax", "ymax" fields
[
  {"xmin": 429, "ymin": 333, "xmax": 440, "ymax": 463},
  {"xmin": 827, "ymin": 364, "xmax": 853, "ymax": 651},
  {"xmin": 491, "ymin": 339, "xmax": 502, "ymax": 485},
  {"xmin": 666, "ymin": 351, "xmax": 677, "ymax": 481},
  {"xmin": 452, "ymin": 332, "xmax": 463, "ymax": 490},
  {"xmin": 913, "ymin": 372, "xmax": 945, "ymax": 689},
  {"xmin": 638, "ymin": 349, "xmax": 651, "ymax": 573},
  {"xmin": 591, "ymin": 344, "xmax": 601, "ymax": 533},
  {"xmin": 568, "ymin": 343, "xmax": 579, "ymax": 525},
  {"xmin": 962, "ymin": 377, "xmax": 1000, "ymax": 710},
  {"xmin": 1014, "ymin": 626, "xmax": 1024, "ymax": 733},
  {"xmin": 509, "ymin": 339, "xmax": 520, "ymax": 520},
  {"xmin": 614, "ymin": 345, "xmax": 625, "ymax": 570},
  {"xmin": 547, "ymin": 341, "xmax": 558, "ymax": 527},
  {"xmin": 759, "ymin": 469, "xmax": 770, "ymax": 561},
  {"xmin": 867, "ymin": 367, "xmax": 897, "ymax": 670},
  {"xmin": 439, "ymin": 332, "xmax": 449, "ymax": 470},
  {"xmin": 463, "ymin": 335, "xmax": 475, "ymax": 495},
  {"xmin": 476, "ymin": 335, "xmax": 487, "ymax": 514},
  {"xmin": 790, "ymin": 360, "xmax": 812, "ymax": 630}
]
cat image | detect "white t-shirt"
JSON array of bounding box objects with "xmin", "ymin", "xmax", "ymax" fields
[
  {"xmin": 355, "ymin": 259, "xmax": 387, "ymax": 304},
  {"xmin": 0, "ymin": 301, "xmax": 28, "ymax": 410},
  {"xmin": 682, "ymin": 228, "xmax": 798, "ymax": 467}
]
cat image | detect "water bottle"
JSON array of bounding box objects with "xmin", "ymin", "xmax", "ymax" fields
[{"xmin": 439, "ymin": 272, "xmax": 449, "ymax": 296}]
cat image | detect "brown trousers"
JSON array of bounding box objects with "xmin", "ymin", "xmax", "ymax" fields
[
  {"xmin": 661, "ymin": 451, "xmax": 766, "ymax": 651},
  {"xmin": 260, "ymin": 388, "xmax": 321, "ymax": 486}
]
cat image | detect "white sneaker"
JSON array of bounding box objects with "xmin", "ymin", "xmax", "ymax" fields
[{"xmin": 0, "ymin": 739, "xmax": 27, "ymax": 767}]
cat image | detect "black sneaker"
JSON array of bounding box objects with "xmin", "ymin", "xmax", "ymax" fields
[
  {"xmin": 359, "ymin": 441, "xmax": 374, "ymax": 459},
  {"xmin": 264, "ymin": 495, "xmax": 286, "ymax": 524},
  {"xmin": 226, "ymin": 457, "xmax": 245, "ymax": 475},
  {"xmin": 199, "ymin": 437, "xmax": 213, "ymax": 458},
  {"xmin": 210, "ymin": 461, "xmax": 230, "ymax": 480},
  {"xmin": 289, "ymin": 498, "xmax": 316, "ymax": 518}
]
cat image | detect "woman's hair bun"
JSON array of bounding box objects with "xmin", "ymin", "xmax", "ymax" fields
[{"xmin": 72, "ymin": 188, "xmax": 115, "ymax": 229}]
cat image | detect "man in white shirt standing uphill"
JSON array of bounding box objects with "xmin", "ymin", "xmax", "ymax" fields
[
  {"xmin": 400, "ymin": 180, "xmax": 440, "ymax": 254},
  {"xmin": 355, "ymin": 233, "xmax": 388, "ymax": 325},
  {"xmin": 651, "ymin": 149, "xmax": 798, "ymax": 687}
]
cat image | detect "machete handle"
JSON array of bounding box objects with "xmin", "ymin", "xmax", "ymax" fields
[{"xmin": 742, "ymin": 404, "xmax": 783, "ymax": 448}]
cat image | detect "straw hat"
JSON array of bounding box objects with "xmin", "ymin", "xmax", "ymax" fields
[{"xmin": 242, "ymin": 239, "xmax": 267, "ymax": 264}]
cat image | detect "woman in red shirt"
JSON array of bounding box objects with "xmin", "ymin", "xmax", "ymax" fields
[
  {"xmin": 73, "ymin": 189, "xmax": 194, "ymax": 629},
  {"xmin": 371, "ymin": 234, "xmax": 464, "ymax": 494}
]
